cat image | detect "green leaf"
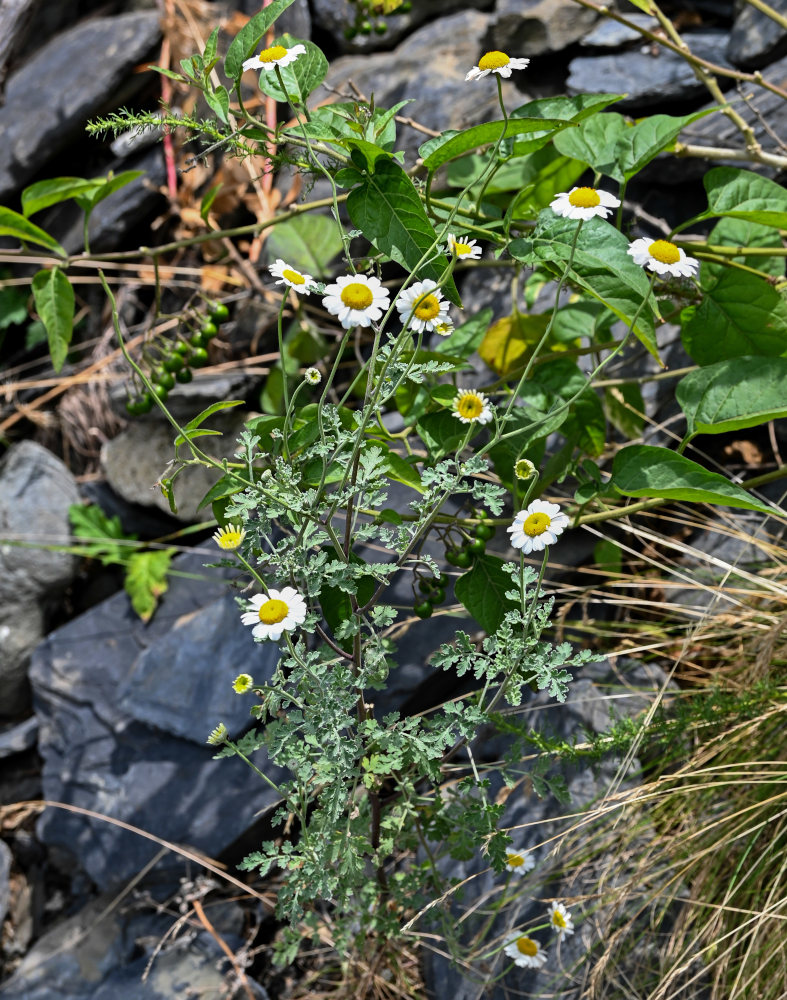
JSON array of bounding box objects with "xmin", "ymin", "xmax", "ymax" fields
[
  {"xmin": 479, "ymin": 312, "xmax": 552, "ymax": 376},
  {"xmin": 124, "ymin": 548, "xmax": 177, "ymax": 621},
  {"xmin": 319, "ymin": 554, "xmax": 377, "ymax": 650},
  {"xmin": 0, "ymin": 207, "xmax": 66, "ymax": 256},
  {"xmin": 69, "ymin": 502, "xmax": 136, "ymax": 565},
  {"xmin": 265, "ymin": 213, "xmax": 344, "ymax": 277},
  {"xmin": 224, "ymin": 0, "xmax": 297, "ymax": 78},
  {"xmin": 529, "ymin": 357, "xmax": 606, "ymax": 457},
  {"xmin": 616, "ymin": 109, "xmax": 716, "ymax": 180},
  {"xmin": 204, "ymin": 25, "xmax": 219, "ymax": 66},
  {"xmin": 346, "ymin": 157, "xmax": 459, "ymax": 305},
  {"xmin": 31, "ymin": 268, "xmax": 74, "ymax": 372},
  {"xmin": 0, "ymin": 278, "xmax": 29, "ymax": 329},
  {"xmin": 81, "ymin": 171, "xmax": 144, "ymax": 214},
  {"xmin": 676, "ymin": 357, "xmax": 787, "ymax": 441},
  {"xmin": 611, "ymin": 445, "xmax": 777, "ymax": 516},
  {"xmin": 255, "ymin": 36, "xmax": 328, "ymax": 104},
  {"xmin": 553, "ymin": 112, "xmax": 629, "ymax": 182},
  {"xmin": 22, "ymin": 177, "xmax": 103, "ymax": 217},
  {"xmin": 383, "ymin": 448, "xmax": 423, "ymax": 491},
  {"xmin": 454, "ymin": 554, "xmax": 518, "ymax": 634},
  {"xmin": 594, "ymin": 539, "xmax": 622, "ymax": 574},
  {"xmin": 433, "ymin": 307, "xmax": 492, "ymax": 358},
  {"xmin": 703, "ymin": 166, "xmax": 787, "ymax": 229},
  {"xmin": 173, "ymin": 399, "xmax": 244, "ymax": 447},
  {"xmin": 416, "ymin": 411, "xmax": 466, "ymax": 458},
  {"xmin": 704, "ymin": 215, "xmax": 785, "ymax": 279},
  {"xmin": 419, "ymin": 116, "xmax": 571, "ymax": 172},
  {"xmin": 604, "ymin": 382, "xmax": 644, "ymax": 439},
  {"xmin": 680, "ymin": 268, "xmax": 787, "ymax": 364},
  {"xmin": 205, "ymin": 84, "xmax": 230, "ymax": 123}
]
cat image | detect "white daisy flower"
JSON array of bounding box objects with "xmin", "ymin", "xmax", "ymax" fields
[
  {"xmin": 548, "ymin": 902, "xmax": 575, "ymax": 936},
  {"xmin": 627, "ymin": 237, "xmax": 699, "ymax": 277},
  {"xmin": 212, "ymin": 524, "xmax": 246, "ymax": 551},
  {"xmin": 504, "ymin": 934, "xmax": 547, "ymax": 970},
  {"xmin": 507, "ymin": 500, "xmax": 569, "ymax": 553},
  {"xmin": 452, "ymin": 389, "xmax": 494, "ymax": 425},
  {"xmin": 550, "ymin": 187, "xmax": 620, "ymax": 220},
  {"xmin": 269, "ymin": 259, "xmax": 315, "ymax": 292},
  {"xmin": 396, "ymin": 279, "xmax": 451, "ymax": 334},
  {"xmin": 232, "ymin": 673, "xmax": 254, "ymax": 694},
  {"xmin": 304, "ymin": 367, "xmax": 322, "ymax": 385},
  {"xmin": 434, "ymin": 320, "xmax": 455, "ymax": 338},
  {"xmin": 242, "ymin": 43, "xmax": 306, "ymax": 74},
  {"xmin": 505, "ymin": 848, "xmax": 536, "ymax": 876},
  {"xmin": 466, "ymin": 50, "xmax": 530, "ymax": 81},
  {"xmin": 241, "ymin": 587, "xmax": 308, "ymax": 641},
  {"xmin": 447, "ymin": 233, "xmax": 482, "ymax": 260},
  {"xmin": 322, "ymin": 273, "xmax": 390, "ymax": 329}
]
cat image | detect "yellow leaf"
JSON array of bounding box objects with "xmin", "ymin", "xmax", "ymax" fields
[{"xmin": 479, "ymin": 312, "xmax": 576, "ymax": 376}]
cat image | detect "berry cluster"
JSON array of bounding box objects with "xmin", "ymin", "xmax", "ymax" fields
[{"xmin": 413, "ymin": 513, "xmax": 497, "ymax": 618}]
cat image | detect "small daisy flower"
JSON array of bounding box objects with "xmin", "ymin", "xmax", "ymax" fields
[
  {"xmin": 206, "ymin": 722, "xmax": 228, "ymax": 745},
  {"xmin": 504, "ymin": 935, "xmax": 547, "ymax": 970},
  {"xmin": 241, "ymin": 587, "xmax": 308, "ymax": 642},
  {"xmin": 243, "ymin": 43, "xmax": 306, "ymax": 74},
  {"xmin": 627, "ymin": 237, "xmax": 699, "ymax": 277},
  {"xmin": 322, "ymin": 274, "xmax": 390, "ymax": 329},
  {"xmin": 213, "ymin": 523, "xmax": 246, "ymax": 551},
  {"xmin": 452, "ymin": 389, "xmax": 494, "ymax": 425},
  {"xmin": 269, "ymin": 259, "xmax": 315, "ymax": 292},
  {"xmin": 515, "ymin": 458, "xmax": 537, "ymax": 481},
  {"xmin": 396, "ymin": 280, "xmax": 451, "ymax": 334},
  {"xmin": 466, "ymin": 51, "xmax": 530, "ymax": 81},
  {"xmin": 304, "ymin": 367, "xmax": 322, "ymax": 385},
  {"xmin": 548, "ymin": 902, "xmax": 575, "ymax": 936},
  {"xmin": 505, "ymin": 848, "xmax": 536, "ymax": 876},
  {"xmin": 434, "ymin": 320, "xmax": 455, "ymax": 338},
  {"xmin": 447, "ymin": 233, "xmax": 482, "ymax": 260},
  {"xmin": 233, "ymin": 673, "xmax": 254, "ymax": 694},
  {"xmin": 550, "ymin": 187, "xmax": 620, "ymax": 221},
  {"xmin": 507, "ymin": 500, "xmax": 569, "ymax": 553}
]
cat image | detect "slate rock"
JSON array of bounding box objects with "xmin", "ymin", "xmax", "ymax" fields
[
  {"xmin": 727, "ymin": 0, "xmax": 787, "ymax": 68},
  {"xmin": 29, "ymin": 549, "xmax": 285, "ymax": 889},
  {"xmin": 321, "ymin": 10, "xmax": 515, "ymax": 168},
  {"xmin": 0, "ymin": 889, "xmax": 269, "ymax": 1000},
  {"xmin": 0, "ymin": 11, "xmax": 161, "ymax": 202},
  {"xmin": 311, "ymin": 0, "xmax": 493, "ymax": 55},
  {"xmin": 0, "ymin": 838, "xmax": 11, "ymax": 928},
  {"xmin": 0, "ymin": 441, "xmax": 80, "ymax": 717},
  {"xmin": 489, "ymin": 0, "xmax": 600, "ymax": 56},
  {"xmin": 0, "ymin": 716, "xmax": 38, "ymax": 759},
  {"xmin": 567, "ymin": 31, "xmax": 734, "ymax": 110},
  {"xmin": 580, "ymin": 12, "xmax": 660, "ymax": 48}
]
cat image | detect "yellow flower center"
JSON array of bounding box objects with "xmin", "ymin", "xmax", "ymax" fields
[
  {"xmin": 552, "ymin": 909, "xmax": 567, "ymax": 928},
  {"xmin": 649, "ymin": 239, "xmax": 680, "ymax": 265},
  {"xmin": 414, "ymin": 294, "xmax": 441, "ymax": 321},
  {"xmin": 507, "ymin": 853, "xmax": 526, "ymax": 868},
  {"xmin": 258, "ymin": 45, "xmax": 287, "ymax": 63},
  {"xmin": 516, "ymin": 936, "xmax": 538, "ymax": 957},
  {"xmin": 568, "ymin": 187, "xmax": 601, "ymax": 208},
  {"xmin": 258, "ymin": 598, "xmax": 288, "ymax": 625},
  {"xmin": 523, "ymin": 512, "xmax": 551, "ymax": 537},
  {"xmin": 457, "ymin": 394, "xmax": 484, "ymax": 420},
  {"xmin": 282, "ymin": 268, "xmax": 305, "ymax": 285},
  {"xmin": 478, "ymin": 51, "xmax": 510, "ymax": 71},
  {"xmin": 216, "ymin": 528, "xmax": 244, "ymax": 550},
  {"xmin": 453, "ymin": 240, "xmax": 474, "ymax": 256},
  {"xmin": 340, "ymin": 282, "xmax": 374, "ymax": 310}
]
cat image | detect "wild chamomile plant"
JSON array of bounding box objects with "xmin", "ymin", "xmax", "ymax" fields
[{"xmin": 6, "ymin": 0, "xmax": 787, "ymax": 979}]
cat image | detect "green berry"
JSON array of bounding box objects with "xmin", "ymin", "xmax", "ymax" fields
[
  {"xmin": 174, "ymin": 340, "xmax": 190, "ymax": 355},
  {"xmin": 210, "ymin": 303, "xmax": 230, "ymax": 323},
  {"xmin": 475, "ymin": 523, "xmax": 496, "ymax": 541},
  {"xmin": 445, "ymin": 548, "xmax": 460, "ymax": 566},
  {"xmin": 437, "ymin": 573, "xmax": 450, "ymax": 589},
  {"xmin": 418, "ymin": 579, "xmax": 434, "ymax": 594},
  {"xmin": 125, "ymin": 397, "xmax": 145, "ymax": 416},
  {"xmin": 188, "ymin": 347, "xmax": 210, "ymax": 368},
  {"xmin": 360, "ymin": 20, "xmax": 372, "ymax": 34},
  {"xmin": 374, "ymin": 20, "xmax": 387, "ymax": 34},
  {"xmin": 200, "ymin": 321, "xmax": 218, "ymax": 341},
  {"xmin": 466, "ymin": 537, "xmax": 486, "ymax": 556},
  {"xmin": 431, "ymin": 587, "xmax": 446, "ymax": 605},
  {"xmin": 175, "ymin": 367, "xmax": 193, "ymax": 383},
  {"xmin": 162, "ymin": 354, "xmax": 184, "ymax": 373},
  {"xmin": 414, "ymin": 600, "xmax": 433, "ymax": 619},
  {"xmin": 151, "ymin": 383, "xmax": 169, "ymax": 402},
  {"xmin": 152, "ymin": 368, "xmax": 175, "ymax": 390},
  {"xmin": 137, "ymin": 392, "xmax": 154, "ymax": 413},
  {"xmin": 454, "ymin": 551, "xmax": 472, "ymax": 568}
]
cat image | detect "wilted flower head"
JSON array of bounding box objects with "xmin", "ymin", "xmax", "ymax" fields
[
  {"xmin": 304, "ymin": 367, "xmax": 322, "ymax": 385},
  {"xmin": 207, "ymin": 722, "xmax": 228, "ymax": 745}
]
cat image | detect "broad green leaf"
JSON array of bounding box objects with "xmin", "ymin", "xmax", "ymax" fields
[
  {"xmin": 617, "ymin": 109, "xmax": 716, "ymax": 180},
  {"xmin": 69, "ymin": 503, "xmax": 137, "ymax": 565},
  {"xmin": 255, "ymin": 36, "xmax": 328, "ymax": 104},
  {"xmin": 704, "ymin": 216, "xmax": 785, "ymax": 279},
  {"xmin": 594, "ymin": 539, "xmax": 622, "ymax": 574},
  {"xmin": 174, "ymin": 399, "xmax": 244, "ymax": 447},
  {"xmin": 611, "ymin": 445, "xmax": 777, "ymax": 516},
  {"xmin": 454, "ymin": 554, "xmax": 518, "ymax": 634},
  {"xmin": 419, "ymin": 117, "xmax": 571, "ymax": 172},
  {"xmin": 553, "ymin": 112, "xmax": 629, "ymax": 182},
  {"xmin": 384, "ymin": 449, "xmax": 423, "ymax": 491},
  {"xmin": 550, "ymin": 299, "xmax": 614, "ymax": 345},
  {"xmin": 204, "ymin": 25, "xmax": 219, "ymax": 66},
  {"xmin": 703, "ymin": 166, "xmax": 787, "ymax": 229},
  {"xmin": 529, "ymin": 357, "xmax": 605, "ymax": 457},
  {"xmin": 31, "ymin": 268, "xmax": 74, "ymax": 372},
  {"xmin": 433, "ymin": 307, "xmax": 493, "ymax": 358},
  {"xmin": 503, "ymin": 147, "xmax": 587, "ymax": 219},
  {"xmin": 205, "ymin": 84, "xmax": 230, "ymax": 123},
  {"xmin": 0, "ymin": 207, "xmax": 66, "ymax": 256},
  {"xmin": 416, "ymin": 410, "xmax": 466, "ymax": 457},
  {"xmin": 676, "ymin": 357, "xmax": 787, "ymax": 441},
  {"xmin": 680, "ymin": 268, "xmax": 787, "ymax": 364},
  {"xmin": 197, "ymin": 471, "xmax": 246, "ymax": 511},
  {"xmin": 22, "ymin": 177, "xmax": 103, "ymax": 217},
  {"xmin": 125, "ymin": 548, "xmax": 176, "ymax": 621},
  {"xmin": 79, "ymin": 170, "xmax": 145, "ymax": 214},
  {"xmin": 265, "ymin": 213, "xmax": 344, "ymax": 277},
  {"xmin": 224, "ymin": 0, "xmax": 297, "ymax": 78},
  {"xmin": 604, "ymin": 382, "xmax": 644, "ymax": 439},
  {"xmin": 320, "ymin": 555, "xmax": 377, "ymax": 652},
  {"xmin": 346, "ymin": 157, "xmax": 459, "ymax": 304}
]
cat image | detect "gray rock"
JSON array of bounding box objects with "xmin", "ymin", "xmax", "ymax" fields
[
  {"xmin": 0, "ymin": 11, "xmax": 161, "ymax": 202},
  {"xmin": 0, "ymin": 442, "xmax": 80, "ymax": 717},
  {"xmin": 101, "ymin": 408, "xmax": 251, "ymax": 522},
  {"xmin": 0, "ymin": 715, "xmax": 38, "ymax": 758},
  {"xmin": 490, "ymin": 0, "xmax": 601, "ymax": 57},
  {"xmin": 29, "ymin": 549, "xmax": 284, "ymax": 889},
  {"xmin": 0, "ymin": 838, "xmax": 11, "ymax": 929},
  {"xmin": 580, "ymin": 12, "xmax": 659, "ymax": 48},
  {"xmin": 0, "ymin": 889, "xmax": 269, "ymax": 1000},
  {"xmin": 727, "ymin": 0, "xmax": 787, "ymax": 68},
  {"xmin": 321, "ymin": 10, "xmax": 515, "ymax": 168},
  {"xmin": 311, "ymin": 0, "xmax": 493, "ymax": 54},
  {"xmin": 567, "ymin": 31, "xmax": 734, "ymax": 110}
]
